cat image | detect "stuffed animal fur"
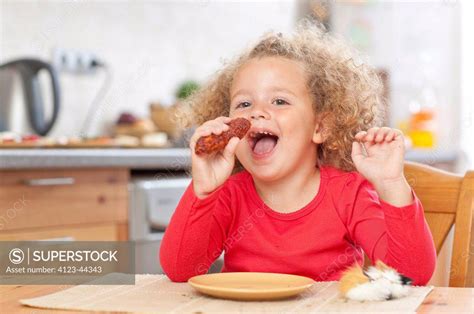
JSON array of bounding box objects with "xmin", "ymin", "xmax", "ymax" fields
[{"xmin": 339, "ymin": 260, "xmax": 413, "ymax": 301}]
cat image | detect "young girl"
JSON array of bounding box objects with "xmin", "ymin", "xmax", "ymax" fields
[{"xmin": 159, "ymin": 22, "xmax": 436, "ymax": 285}]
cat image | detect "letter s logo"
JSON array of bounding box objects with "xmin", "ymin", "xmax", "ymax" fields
[{"xmin": 9, "ymin": 248, "xmax": 25, "ymax": 265}]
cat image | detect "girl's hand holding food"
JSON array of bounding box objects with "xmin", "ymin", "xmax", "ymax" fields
[
  {"xmin": 351, "ymin": 127, "xmax": 414, "ymax": 207},
  {"xmin": 189, "ymin": 117, "xmax": 249, "ymax": 199}
]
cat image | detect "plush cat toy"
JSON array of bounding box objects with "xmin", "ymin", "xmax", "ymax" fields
[{"xmin": 339, "ymin": 260, "xmax": 413, "ymax": 301}]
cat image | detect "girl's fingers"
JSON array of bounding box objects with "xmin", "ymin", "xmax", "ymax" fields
[
  {"xmin": 374, "ymin": 127, "xmax": 391, "ymax": 143},
  {"xmin": 351, "ymin": 141, "xmax": 366, "ymax": 164},
  {"xmin": 200, "ymin": 125, "xmax": 225, "ymax": 136},
  {"xmin": 190, "ymin": 128, "xmax": 213, "ymax": 151},
  {"xmin": 393, "ymin": 129, "xmax": 404, "ymax": 140},
  {"xmin": 354, "ymin": 131, "xmax": 367, "ymax": 141},
  {"xmin": 385, "ymin": 130, "xmax": 396, "ymax": 142},
  {"xmin": 355, "ymin": 127, "xmax": 379, "ymax": 142},
  {"xmin": 208, "ymin": 117, "xmax": 232, "ymax": 133},
  {"xmin": 202, "ymin": 120, "xmax": 230, "ymax": 132},
  {"xmin": 357, "ymin": 127, "xmax": 402, "ymax": 143},
  {"xmin": 201, "ymin": 116, "xmax": 231, "ymax": 127},
  {"xmin": 192, "ymin": 120, "xmax": 229, "ymax": 139},
  {"xmin": 222, "ymin": 137, "xmax": 240, "ymax": 161},
  {"xmin": 365, "ymin": 127, "xmax": 379, "ymax": 142},
  {"xmin": 385, "ymin": 129, "xmax": 403, "ymax": 142},
  {"xmin": 190, "ymin": 128, "xmax": 218, "ymax": 150},
  {"xmin": 215, "ymin": 116, "xmax": 233, "ymax": 124},
  {"xmin": 189, "ymin": 117, "xmax": 232, "ymax": 151},
  {"xmin": 190, "ymin": 127, "xmax": 211, "ymax": 144}
]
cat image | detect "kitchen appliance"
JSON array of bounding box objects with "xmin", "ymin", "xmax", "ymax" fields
[
  {"xmin": 129, "ymin": 174, "xmax": 223, "ymax": 274},
  {"xmin": 0, "ymin": 58, "xmax": 61, "ymax": 135}
]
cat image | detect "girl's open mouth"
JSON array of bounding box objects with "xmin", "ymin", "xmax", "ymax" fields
[{"xmin": 248, "ymin": 130, "xmax": 279, "ymax": 159}]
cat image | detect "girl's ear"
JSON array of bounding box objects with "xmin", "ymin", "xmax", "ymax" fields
[{"xmin": 312, "ymin": 117, "xmax": 328, "ymax": 144}]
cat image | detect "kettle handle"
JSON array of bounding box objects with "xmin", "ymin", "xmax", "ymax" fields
[{"xmin": 6, "ymin": 59, "xmax": 61, "ymax": 136}]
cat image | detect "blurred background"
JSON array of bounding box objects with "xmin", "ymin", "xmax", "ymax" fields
[
  {"xmin": 0, "ymin": 0, "xmax": 473, "ymax": 173},
  {"xmin": 0, "ymin": 0, "xmax": 473, "ymax": 287}
]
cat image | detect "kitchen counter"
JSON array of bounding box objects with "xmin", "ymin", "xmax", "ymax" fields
[
  {"xmin": 0, "ymin": 148, "xmax": 191, "ymax": 170},
  {"xmin": 0, "ymin": 147, "xmax": 458, "ymax": 170}
]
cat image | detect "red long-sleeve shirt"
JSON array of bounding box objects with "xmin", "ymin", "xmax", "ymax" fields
[{"xmin": 159, "ymin": 166, "xmax": 436, "ymax": 285}]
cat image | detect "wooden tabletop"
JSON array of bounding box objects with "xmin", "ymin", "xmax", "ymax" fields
[{"xmin": 0, "ymin": 284, "xmax": 473, "ymax": 313}]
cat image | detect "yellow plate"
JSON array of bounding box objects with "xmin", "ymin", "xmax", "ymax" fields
[{"xmin": 188, "ymin": 272, "xmax": 315, "ymax": 301}]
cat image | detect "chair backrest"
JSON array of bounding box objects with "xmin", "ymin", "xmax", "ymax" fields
[{"xmin": 404, "ymin": 161, "xmax": 474, "ymax": 287}]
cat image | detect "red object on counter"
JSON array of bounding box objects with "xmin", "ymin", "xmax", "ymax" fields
[
  {"xmin": 117, "ymin": 112, "xmax": 138, "ymax": 125},
  {"xmin": 21, "ymin": 134, "xmax": 41, "ymax": 142},
  {"xmin": 159, "ymin": 165, "xmax": 436, "ymax": 285}
]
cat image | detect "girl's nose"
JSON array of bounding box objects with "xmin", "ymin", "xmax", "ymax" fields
[{"xmin": 250, "ymin": 106, "xmax": 270, "ymax": 121}]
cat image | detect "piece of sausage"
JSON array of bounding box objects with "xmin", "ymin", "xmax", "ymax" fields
[{"xmin": 195, "ymin": 117, "xmax": 251, "ymax": 155}]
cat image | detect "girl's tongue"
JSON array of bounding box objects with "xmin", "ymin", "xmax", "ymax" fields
[{"xmin": 253, "ymin": 136, "xmax": 277, "ymax": 155}]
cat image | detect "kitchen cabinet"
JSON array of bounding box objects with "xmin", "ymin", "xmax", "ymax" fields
[{"xmin": 0, "ymin": 168, "xmax": 129, "ymax": 241}]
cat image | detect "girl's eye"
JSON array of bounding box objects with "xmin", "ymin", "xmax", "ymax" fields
[
  {"xmin": 273, "ymin": 98, "xmax": 289, "ymax": 106},
  {"xmin": 236, "ymin": 101, "xmax": 251, "ymax": 109}
]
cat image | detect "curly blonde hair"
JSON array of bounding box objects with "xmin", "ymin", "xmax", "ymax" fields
[{"xmin": 177, "ymin": 20, "xmax": 384, "ymax": 172}]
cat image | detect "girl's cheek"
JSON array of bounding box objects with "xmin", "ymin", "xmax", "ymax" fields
[{"xmin": 228, "ymin": 110, "xmax": 242, "ymax": 119}]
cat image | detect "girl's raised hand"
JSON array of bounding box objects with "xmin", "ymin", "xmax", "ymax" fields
[
  {"xmin": 189, "ymin": 117, "xmax": 241, "ymax": 199},
  {"xmin": 351, "ymin": 127, "xmax": 406, "ymax": 187}
]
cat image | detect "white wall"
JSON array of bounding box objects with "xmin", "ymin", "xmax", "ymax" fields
[
  {"xmin": 460, "ymin": 0, "xmax": 474, "ymax": 169},
  {"xmin": 0, "ymin": 0, "xmax": 297, "ymax": 137},
  {"xmin": 331, "ymin": 1, "xmax": 461, "ymax": 156}
]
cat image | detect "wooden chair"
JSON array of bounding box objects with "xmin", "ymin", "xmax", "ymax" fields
[{"xmin": 403, "ymin": 161, "xmax": 474, "ymax": 287}]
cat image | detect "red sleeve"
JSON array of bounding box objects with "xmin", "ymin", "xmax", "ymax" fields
[
  {"xmin": 159, "ymin": 181, "xmax": 232, "ymax": 282},
  {"xmin": 340, "ymin": 173, "xmax": 436, "ymax": 285}
]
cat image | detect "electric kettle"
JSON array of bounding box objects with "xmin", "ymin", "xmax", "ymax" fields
[{"xmin": 0, "ymin": 58, "xmax": 61, "ymax": 135}]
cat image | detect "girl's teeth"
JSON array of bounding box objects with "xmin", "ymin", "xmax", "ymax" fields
[{"xmin": 250, "ymin": 131, "xmax": 275, "ymax": 137}]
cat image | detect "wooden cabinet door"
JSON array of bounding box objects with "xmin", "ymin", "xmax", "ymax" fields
[{"xmin": 0, "ymin": 168, "xmax": 129, "ymax": 232}]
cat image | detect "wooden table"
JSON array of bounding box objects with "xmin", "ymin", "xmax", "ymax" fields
[{"xmin": 1, "ymin": 284, "xmax": 473, "ymax": 313}]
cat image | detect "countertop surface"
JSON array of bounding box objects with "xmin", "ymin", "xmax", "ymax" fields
[
  {"xmin": 0, "ymin": 148, "xmax": 191, "ymax": 170},
  {"xmin": 0, "ymin": 147, "xmax": 458, "ymax": 170}
]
